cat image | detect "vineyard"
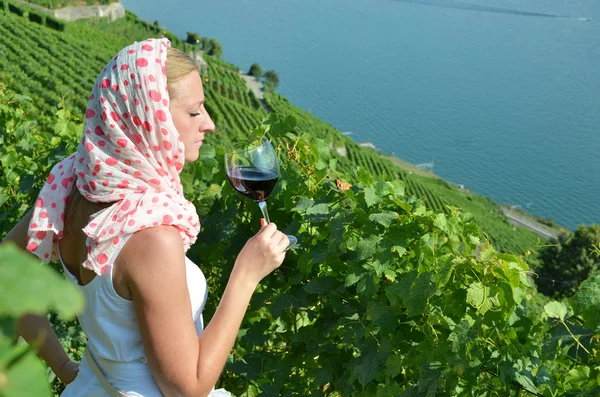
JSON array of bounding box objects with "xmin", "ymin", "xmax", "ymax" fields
[
  {"xmin": 2, "ymin": 3, "xmax": 598, "ymax": 396},
  {"xmin": 0, "ymin": 0, "xmax": 548, "ymax": 255},
  {"xmin": 263, "ymin": 93, "xmax": 541, "ymax": 254}
]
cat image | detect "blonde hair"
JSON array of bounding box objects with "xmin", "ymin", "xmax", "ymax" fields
[{"xmin": 166, "ymin": 47, "xmax": 198, "ymax": 99}]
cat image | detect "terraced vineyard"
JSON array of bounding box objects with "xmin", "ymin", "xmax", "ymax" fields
[
  {"xmin": 264, "ymin": 92, "xmax": 543, "ymax": 253},
  {"xmin": 6, "ymin": 5, "xmax": 596, "ymax": 397},
  {"xmin": 0, "ymin": 0, "xmax": 544, "ymax": 255}
]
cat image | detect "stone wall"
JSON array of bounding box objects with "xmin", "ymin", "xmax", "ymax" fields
[
  {"xmin": 52, "ymin": 2, "xmax": 125, "ymax": 22},
  {"xmin": 189, "ymin": 51, "xmax": 208, "ymax": 74}
]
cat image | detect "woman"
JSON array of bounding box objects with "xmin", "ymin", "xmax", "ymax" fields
[{"xmin": 4, "ymin": 38, "xmax": 289, "ymax": 396}]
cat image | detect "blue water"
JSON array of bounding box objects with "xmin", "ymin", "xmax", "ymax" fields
[{"xmin": 122, "ymin": 0, "xmax": 600, "ymax": 229}]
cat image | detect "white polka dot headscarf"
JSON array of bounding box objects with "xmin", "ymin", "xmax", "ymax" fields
[{"xmin": 26, "ymin": 38, "xmax": 200, "ymax": 274}]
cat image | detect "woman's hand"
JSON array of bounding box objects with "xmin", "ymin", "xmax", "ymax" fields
[
  {"xmin": 57, "ymin": 359, "xmax": 79, "ymax": 384},
  {"xmin": 232, "ymin": 220, "xmax": 289, "ymax": 286}
]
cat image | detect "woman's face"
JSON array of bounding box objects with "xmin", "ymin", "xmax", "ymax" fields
[{"xmin": 169, "ymin": 71, "xmax": 215, "ymax": 163}]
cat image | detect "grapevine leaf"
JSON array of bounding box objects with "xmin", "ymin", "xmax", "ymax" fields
[
  {"xmin": 393, "ymin": 245, "xmax": 407, "ymax": 258},
  {"xmin": 407, "ymin": 272, "xmax": 435, "ymax": 317},
  {"xmin": 0, "ymin": 243, "xmax": 84, "ymax": 319},
  {"xmin": 357, "ymin": 167, "xmax": 374, "ymax": 185},
  {"xmin": 565, "ymin": 365, "xmax": 590, "ymax": 384},
  {"xmin": 534, "ymin": 365, "xmax": 555, "ymax": 391},
  {"xmin": 352, "ymin": 348, "xmax": 380, "ymax": 387},
  {"xmin": 303, "ymin": 276, "xmax": 336, "ymax": 295},
  {"xmin": 466, "ymin": 282, "xmax": 485, "ymax": 308},
  {"xmin": 386, "ymin": 270, "xmax": 417, "ymax": 308},
  {"xmin": 313, "ymin": 366, "xmax": 334, "ymax": 388},
  {"xmin": 400, "ymin": 386, "xmax": 419, "ymax": 397},
  {"xmin": 413, "ymin": 204, "xmax": 426, "ymax": 216},
  {"xmin": 375, "ymin": 382, "xmax": 403, "ymax": 397},
  {"xmin": 269, "ymin": 293, "xmax": 294, "ymax": 318},
  {"xmin": 357, "ymin": 235, "xmax": 381, "ymax": 261},
  {"xmin": 363, "ymin": 186, "xmax": 379, "ymax": 207},
  {"xmin": 542, "ymin": 321, "xmax": 593, "ymax": 360},
  {"xmin": 448, "ymin": 316, "xmax": 476, "ymax": 355},
  {"xmin": 514, "ymin": 372, "xmax": 538, "ymax": 394},
  {"xmin": 433, "ymin": 213, "xmax": 448, "ymax": 234},
  {"xmin": 367, "ymin": 300, "xmax": 397, "ymax": 335},
  {"xmin": 292, "ymin": 197, "xmax": 314, "ymax": 212},
  {"xmin": 544, "ymin": 301, "xmax": 568, "ymax": 321},
  {"xmin": 434, "ymin": 259, "xmax": 453, "ymax": 287},
  {"xmin": 306, "ymin": 203, "xmax": 329, "ymax": 216},
  {"xmin": 368, "ymin": 211, "xmax": 399, "ymax": 228},
  {"xmin": 418, "ymin": 366, "xmax": 442, "ymax": 397},
  {"xmin": 357, "ymin": 273, "xmax": 378, "ymax": 297},
  {"xmin": 384, "ymin": 354, "xmax": 404, "ymax": 378},
  {"xmin": 315, "ymin": 159, "xmax": 328, "ymax": 171},
  {"xmin": 345, "ymin": 272, "xmax": 363, "ymax": 287},
  {"xmin": 571, "ymin": 273, "xmax": 600, "ymax": 329},
  {"xmin": 2, "ymin": 350, "xmax": 52, "ymax": 397},
  {"xmin": 328, "ymin": 216, "xmax": 346, "ymax": 253}
]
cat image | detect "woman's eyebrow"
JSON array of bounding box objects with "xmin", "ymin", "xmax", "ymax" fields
[{"xmin": 187, "ymin": 99, "xmax": 205, "ymax": 107}]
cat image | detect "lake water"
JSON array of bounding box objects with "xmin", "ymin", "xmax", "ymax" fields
[{"xmin": 122, "ymin": 0, "xmax": 600, "ymax": 229}]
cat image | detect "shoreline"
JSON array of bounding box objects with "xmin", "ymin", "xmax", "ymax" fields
[{"xmin": 358, "ymin": 141, "xmax": 569, "ymax": 236}]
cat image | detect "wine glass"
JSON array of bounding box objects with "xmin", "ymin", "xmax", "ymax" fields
[{"xmin": 225, "ymin": 137, "xmax": 298, "ymax": 251}]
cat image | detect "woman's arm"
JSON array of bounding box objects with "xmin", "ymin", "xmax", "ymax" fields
[
  {"xmin": 1, "ymin": 209, "xmax": 79, "ymax": 384},
  {"xmin": 121, "ymin": 222, "xmax": 288, "ymax": 397}
]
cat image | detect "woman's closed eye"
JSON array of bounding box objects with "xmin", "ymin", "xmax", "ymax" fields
[{"xmin": 190, "ymin": 112, "xmax": 202, "ymax": 118}]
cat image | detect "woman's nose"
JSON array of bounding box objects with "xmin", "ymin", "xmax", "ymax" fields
[{"xmin": 201, "ymin": 110, "xmax": 216, "ymax": 133}]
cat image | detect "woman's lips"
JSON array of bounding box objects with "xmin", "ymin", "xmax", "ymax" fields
[{"xmin": 194, "ymin": 135, "xmax": 205, "ymax": 146}]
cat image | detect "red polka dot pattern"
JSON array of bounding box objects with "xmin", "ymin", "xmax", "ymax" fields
[{"xmin": 25, "ymin": 38, "xmax": 200, "ymax": 275}]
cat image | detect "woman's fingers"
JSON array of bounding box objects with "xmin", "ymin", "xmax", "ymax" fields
[
  {"xmin": 257, "ymin": 222, "xmax": 278, "ymax": 239},
  {"xmin": 277, "ymin": 233, "xmax": 290, "ymax": 251}
]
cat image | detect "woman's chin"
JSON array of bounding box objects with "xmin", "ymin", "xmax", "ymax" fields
[{"xmin": 184, "ymin": 151, "xmax": 200, "ymax": 163}]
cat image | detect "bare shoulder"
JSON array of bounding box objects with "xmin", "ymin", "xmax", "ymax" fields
[
  {"xmin": 117, "ymin": 225, "xmax": 186, "ymax": 284},
  {"xmin": 1, "ymin": 208, "xmax": 33, "ymax": 249}
]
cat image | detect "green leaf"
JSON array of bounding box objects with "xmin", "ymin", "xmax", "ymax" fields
[
  {"xmin": 357, "ymin": 166, "xmax": 374, "ymax": 185},
  {"xmin": 367, "ymin": 300, "xmax": 397, "ymax": 335},
  {"xmin": 565, "ymin": 365, "xmax": 591, "ymax": 384},
  {"xmin": 357, "ymin": 235, "xmax": 380, "ymax": 261},
  {"xmin": 384, "ymin": 354, "xmax": 404, "ymax": 378},
  {"xmin": 448, "ymin": 316, "xmax": 476, "ymax": 355},
  {"xmin": 466, "ymin": 282, "xmax": 485, "ymax": 308},
  {"xmin": 292, "ymin": 197, "xmax": 314, "ymax": 212},
  {"xmin": 306, "ymin": 203, "xmax": 329, "ymax": 216},
  {"xmin": 0, "ymin": 243, "xmax": 84, "ymax": 319},
  {"xmin": 386, "ymin": 270, "xmax": 417, "ymax": 308},
  {"xmin": 363, "ymin": 186, "xmax": 379, "ymax": 207},
  {"xmin": 375, "ymin": 382, "xmax": 403, "ymax": 397},
  {"xmin": 407, "ymin": 272, "xmax": 435, "ymax": 317},
  {"xmin": 352, "ymin": 349, "xmax": 380, "ymax": 387},
  {"xmin": 345, "ymin": 272, "xmax": 363, "ymax": 287},
  {"xmin": 544, "ymin": 301, "xmax": 568, "ymax": 321},
  {"xmin": 571, "ymin": 273, "xmax": 600, "ymax": 329},
  {"xmin": 433, "ymin": 213, "xmax": 449, "ymax": 233},
  {"xmin": 514, "ymin": 372, "xmax": 538, "ymax": 394},
  {"xmin": 303, "ymin": 276, "xmax": 336, "ymax": 295},
  {"xmin": 418, "ymin": 366, "xmax": 442, "ymax": 397},
  {"xmin": 2, "ymin": 350, "xmax": 52, "ymax": 397},
  {"xmin": 368, "ymin": 211, "xmax": 399, "ymax": 228}
]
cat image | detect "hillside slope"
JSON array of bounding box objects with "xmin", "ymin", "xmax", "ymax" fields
[{"xmin": 0, "ymin": 0, "xmax": 543, "ymax": 254}]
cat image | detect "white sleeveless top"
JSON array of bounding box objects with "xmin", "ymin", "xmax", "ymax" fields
[{"xmin": 59, "ymin": 234, "xmax": 215, "ymax": 397}]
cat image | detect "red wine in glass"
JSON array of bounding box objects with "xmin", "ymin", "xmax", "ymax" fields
[
  {"xmin": 226, "ymin": 167, "xmax": 279, "ymax": 202},
  {"xmin": 225, "ymin": 138, "xmax": 298, "ymax": 250}
]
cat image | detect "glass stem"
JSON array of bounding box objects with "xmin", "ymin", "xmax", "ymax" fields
[{"xmin": 258, "ymin": 201, "xmax": 270, "ymax": 224}]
